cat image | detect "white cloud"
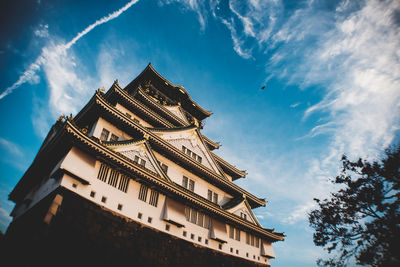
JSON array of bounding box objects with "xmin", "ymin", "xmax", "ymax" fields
[
  {"xmin": 0, "ymin": 0, "xmax": 139, "ymax": 100},
  {"xmin": 34, "ymin": 24, "xmax": 49, "ymax": 38},
  {"xmin": 0, "ymin": 137, "xmax": 23, "ymax": 157}
]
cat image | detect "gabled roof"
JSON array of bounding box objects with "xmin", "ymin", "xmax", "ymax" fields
[
  {"xmin": 124, "ymin": 63, "xmax": 212, "ymax": 121},
  {"xmin": 211, "ymin": 152, "xmax": 247, "ymax": 180},
  {"xmin": 103, "ymin": 138, "xmax": 171, "ymax": 182},
  {"xmin": 222, "ymin": 196, "xmax": 262, "ymax": 227}
]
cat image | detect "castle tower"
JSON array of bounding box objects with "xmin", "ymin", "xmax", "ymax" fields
[{"xmin": 7, "ymin": 64, "xmax": 284, "ymax": 266}]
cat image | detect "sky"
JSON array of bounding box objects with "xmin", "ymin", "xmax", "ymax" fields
[{"xmin": 0, "ymin": 0, "xmax": 399, "ymax": 266}]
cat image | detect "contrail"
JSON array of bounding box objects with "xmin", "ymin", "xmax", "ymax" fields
[{"xmin": 0, "ymin": 0, "xmax": 139, "ymax": 100}]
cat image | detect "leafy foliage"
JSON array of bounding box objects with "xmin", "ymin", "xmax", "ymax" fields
[{"xmin": 309, "ymin": 147, "xmax": 400, "ymax": 266}]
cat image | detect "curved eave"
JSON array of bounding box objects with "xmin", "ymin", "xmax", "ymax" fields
[
  {"xmin": 64, "ymin": 120, "xmax": 283, "ymax": 242},
  {"xmin": 124, "ymin": 63, "xmax": 212, "ymax": 120},
  {"xmin": 104, "ymin": 84, "xmax": 175, "ymax": 128},
  {"xmin": 201, "ymin": 134, "xmax": 221, "ymax": 150},
  {"xmin": 211, "ymin": 152, "xmax": 247, "ymax": 180},
  {"xmin": 87, "ymin": 92, "xmax": 266, "ymax": 208}
]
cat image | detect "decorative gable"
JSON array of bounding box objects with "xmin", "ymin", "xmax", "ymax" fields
[
  {"xmin": 105, "ymin": 140, "xmax": 169, "ymax": 180},
  {"xmin": 164, "ymin": 105, "xmax": 189, "ymax": 123},
  {"xmin": 224, "ymin": 198, "xmax": 261, "ymax": 226},
  {"xmin": 151, "ymin": 127, "xmax": 222, "ymax": 176}
]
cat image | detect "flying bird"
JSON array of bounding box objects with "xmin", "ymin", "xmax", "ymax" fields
[{"xmin": 261, "ymin": 85, "xmax": 266, "ymax": 90}]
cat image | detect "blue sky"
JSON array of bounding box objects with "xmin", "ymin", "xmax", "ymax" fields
[{"xmin": 1, "ymin": 0, "xmax": 399, "ymax": 266}]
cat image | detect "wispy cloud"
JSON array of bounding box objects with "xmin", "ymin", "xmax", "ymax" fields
[
  {"xmin": 34, "ymin": 24, "xmax": 49, "ymax": 38},
  {"xmin": 0, "ymin": 137, "xmax": 23, "ymax": 157},
  {"xmin": 0, "ymin": 0, "xmax": 139, "ymax": 100}
]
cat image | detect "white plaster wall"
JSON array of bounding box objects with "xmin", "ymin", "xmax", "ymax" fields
[
  {"xmin": 115, "ymin": 103, "xmax": 153, "ymax": 127},
  {"xmin": 153, "ymin": 151, "xmax": 232, "ymax": 206},
  {"xmin": 91, "ymin": 117, "xmax": 132, "ymax": 141}
]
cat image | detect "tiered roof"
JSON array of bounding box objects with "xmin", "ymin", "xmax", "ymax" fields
[{"xmin": 10, "ymin": 64, "xmax": 284, "ymax": 243}]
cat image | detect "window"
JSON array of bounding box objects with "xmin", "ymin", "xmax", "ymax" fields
[
  {"xmin": 147, "ymin": 217, "xmax": 152, "ymax": 223},
  {"xmin": 134, "ymin": 155, "xmax": 146, "ymax": 167},
  {"xmin": 109, "ymin": 134, "xmax": 119, "ymax": 142},
  {"xmin": 100, "ymin": 128, "xmax": 110, "ymax": 141},
  {"xmin": 236, "ymin": 250, "xmax": 239, "ymax": 255},
  {"xmin": 197, "ymin": 213, "xmax": 204, "ymax": 227},
  {"xmin": 165, "ymin": 224, "xmax": 170, "ymax": 231},
  {"xmin": 117, "ymin": 204, "xmax": 123, "ymax": 211},
  {"xmin": 205, "ymin": 239, "xmax": 208, "ymax": 245},
  {"xmin": 138, "ymin": 212, "xmax": 142, "ymax": 219},
  {"xmin": 72, "ymin": 183, "xmax": 77, "ymax": 188},
  {"xmin": 255, "ymin": 237, "xmax": 259, "ymax": 248},
  {"xmin": 101, "ymin": 196, "xmax": 107, "ymax": 203},
  {"xmin": 198, "ymin": 237, "xmax": 202, "ymax": 242},
  {"xmin": 241, "ymin": 212, "xmax": 247, "ymax": 220},
  {"xmin": 181, "ymin": 145, "xmax": 203, "ymax": 163},
  {"xmin": 138, "ymin": 184, "xmax": 149, "ymax": 202},
  {"xmin": 182, "ymin": 176, "xmax": 188, "ymax": 188},
  {"xmin": 189, "ymin": 179, "xmax": 195, "ymax": 192},
  {"xmin": 235, "ymin": 228, "xmax": 241, "ymax": 241},
  {"xmin": 108, "ymin": 169, "xmax": 119, "ymax": 187},
  {"xmin": 97, "ymin": 163, "xmax": 129, "ymax": 193},
  {"xmin": 185, "ymin": 207, "xmax": 190, "ymax": 221},
  {"xmin": 230, "ymin": 247, "xmax": 233, "ymax": 253},
  {"xmin": 191, "ymin": 234, "xmax": 195, "ymax": 240},
  {"xmin": 97, "ymin": 163, "xmax": 110, "ymax": 182},
  {"xmin": 183, "ymin": 176, "xmax": 195, "ymax": 192},
  {"xmin": 183, "ymin": 231, "xmax": 187, "ymax": 237},
  {"xmin": 160, "ymin": 163, "xmax": 168, "ymax": 174},
  {"xmin": 207, "ymin": 190, "xmax": 212, "ymax": 201},
  {"xmin": 118, "ymin": 174, "xmax": 129, "ymax": 193},
  {"xmin": 149, "ymin": 190, "xmax": 159, "ymax": 207},
  {"xmin": 213, "ymin": 192, "xmax": 218, "ymax": 204},
  {"xmin": 190, "ymin": 210, "xmax": 197, "ymax": 224},
  {"xmin": 229, "ymin": 225, "xmax": 234, "ymax": 239},
  {"xmin": 90, "ymin": 191, "xmax": 96, "ymax": 198},
  {"xmin": 246, "ymin": 233, "xmax": 250, "ymax": 245},
  {"xmin": 218, "ymin": 244, "xmax": 222, "ymax": 250}
]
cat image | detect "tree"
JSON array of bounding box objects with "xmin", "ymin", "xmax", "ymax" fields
[{"xmin": 309, "ymin": 146, "xmax": 400, "ymax": 267}]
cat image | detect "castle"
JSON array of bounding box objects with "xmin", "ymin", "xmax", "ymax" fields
[{"xmin": 6, "ymin": 64, "xmax": 284, "ymax": 266}]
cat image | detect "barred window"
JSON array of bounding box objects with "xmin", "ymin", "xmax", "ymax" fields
[
  {"xmin": 185, "ymin": 207, "xmax": 190, "ymax": 221},
  {"xmin": 182, "ymin": 176, "xmax": 188, "ymax": 188},
  {"xmin": 149, "ymin": 190, "xmax": 159, "ymax": 207},
  {"xmin": 118, "ymin": 174, "xmax": 129, "ymax": 193},
  {"xmin": 138, "ymin": 184, "xmax": 148, "ymax": 202},
  {"xmin": 197, "ymin": 213, "xmax": 204, "ymax": 227},
  {"xmin": 255, "ymin": 237, "xmax": 259, "ymax": 248},
  {"xmin": 109, "ymin": 134, "xmax": 119, "ymax": 142},
  {"xmin": 229, "ymin": 225, "xmax": 234, "ymax": 239},
  {"xmin": 97, "ymin": 164, "xmax": 110, "ymax": 182},
  {"xmin": 203, "ymin": 215, "xmax": 211, "ymax": 229},
  {"xmin": 189, "ymin": 180, "xmax": 195, "ymax": 192},
  {"xmin": 246, "ymin": 232, "xmax": 250, "ymax": 245},
  {"xmin": 235, "ymin": 228, "xmax": 241, "ymax": 241},
  {"xmin": 197, "ymin": 155, "xmax": 202, "ymax": 163},
  {"xmin": 134, "ymin": 155, "xmax": 146, "ymax": 167},
  {"xmin": 250, "ymin": 234, "xmax": 254, "ymax": 246},
  {"xmin": 160, "ymin": 163, "xmax": 168, "ymax": 174},
  {"xmin": 207, "ymin": 190, "xmax": 212, "ymax": 201},
  {"xmin": 108, "ymin": 169, "xmax": 119, "ymax": 187},
  {"xmin": 100, "ymin": 128, "xmax": 110, "ymax": 141},
  {"xmin": 190, "ymin": 210, "xmax": 197, "ymax": 224},
  {"xmin": 213, "ymin": 192, "xmax": 218, "ymax": 204}
]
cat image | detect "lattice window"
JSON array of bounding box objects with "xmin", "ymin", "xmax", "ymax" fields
[
  {"xmin": 182, "ymin": 176, "xmax": 188, "ymax": 188},
  {"xmin": 185, "ymin": 207, "xmax": 190, "ymax": 221},
  {"xmin": 108, "ymin": 169, "xmax": 119, "ymax": 187},
  {"xmin": 109, "ymin": 134, "xmax": 119, "ymax": 142},
  {"xmin": 100, "ymin": 128, "xmax": 110, "ymax": 141},
  {"xmin": 207, "ymin": 190, "xmax": 212, "ymax": 201},
  {"xmin": 189, "ymin": 179, "xmax": 195, "ymax": 192},
  {"xmin": 203, "ymin": 215, "xmax": 211, "ymax": 229},
  {"xmin": 197, "ymin": 213, "xmax": 204, "ymax": 227},
  {"xmin": 190, "ymin": 210, "xmax": 197, "ymax": 224},
  {"xmin": 97, "ymin": 163, "xmax": 109, "ymax": 182},
  {"xmin": 138, "ymin": 184, "xmax": 148, "ymax": 202},
  {"xmin": 229, "ymin": 225, "xmax": 235, "ymax": 239},
  {"xmin": 235, "ymin": 228, "xmax": 241, "ymax": 241},
  {"xmin": 213, "ymin": 192, "xmax": 218, "ymax": 204},
  {"xmin": 149, "ymin": 190, "xmax": 159, "ymax": 207},
  {"xmin": 118, "ymin": 174, "xmax": 129, "ymax": 193}
]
